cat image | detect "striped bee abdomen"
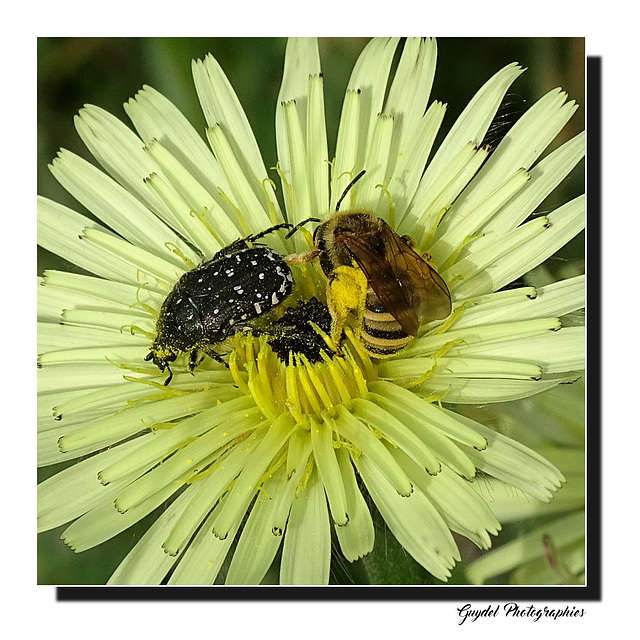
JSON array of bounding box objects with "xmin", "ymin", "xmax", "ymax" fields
[{"xmin": 360, "ymin": 288, "xmax": 413, "ymax": 357}]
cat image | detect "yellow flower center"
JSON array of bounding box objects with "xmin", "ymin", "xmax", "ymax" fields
[{"xmin": 229, "ymin": 330, "xmax": 376, "ymax": 428}]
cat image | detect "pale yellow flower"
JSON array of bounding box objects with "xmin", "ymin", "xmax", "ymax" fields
[{"xmin": 38, "ymin": 38, "xmax": 584, "ymax": 584}]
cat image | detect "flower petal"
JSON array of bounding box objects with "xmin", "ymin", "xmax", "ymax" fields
[
  {"xmin": 124, "ymin": 84, "xmax": 227, "ymax": 197},
  {"xmin": 330, "ymin": 405, "xmax": 413, "ymax": 496},
  {"xmin": 57, "ymin": 389, "xmax": 239, "ymax": 457},
  {"xmin": 384, "ymin": 38, "xmax": 438, "ymax": 168},
  {"xmin": 50, "ymin": 149, "xmax": 196, "ymax": 265},
  {"xmin": 447, "ymin": 326, "xmax": 585, "ymax": 374},
  {"xmin": 212, "ymin": 414, "xmax": 297, "ymax": 540},
  {"xmin": 482, "ymin": 130, "xmax": 585, "ymax": 234},
  {"xmin": 333, "ymin": 447, "xmax": 375, "ymax": 562},
  {"xmin": 355, "ymin": 452, "xmax": 459, "ymax": 582},
  {"xmin": 280, "ymin": 468, "xmax": 331, "ymax": 585},
  {"xmin": 161, "ymin": 432, "xmax": 263, "ymax": 558},
  {"xmin": 311, "ymin": 417, "xmax": 348, "ymax": 526},
  {"xmin": 167, "ymin": 508, "xmax": 237, "ymax": 585},
  {"xmin": 452, "ymin": 195, "xmax": 584, "ymax": 298},
  {"xmin": 421, "ymin": 374, "xmax": 576, "ymax": 405},
  {"xmin": 276, "ymin": 38, "xmax": 325, "ymax": 220},
  {"xmin": 442, "ymin": 88, "xmax": 578, "ymax": 233},
  {"xmin": 61, "ymin": 482, "xmax": 178, "ymax": 553},
  {"xmin": 192, "ymin": 53, "xmax": 282, "ymax": 220},
  {"xmin": 389, "ymin": 449, "xmax": 501, "ymax": 549},
  {"xmin": 225, "ymin": 465, "xmax": 289, "ymax": 585},
  {"xmin": 419, "ymin": 62, "xmax": 524, "ymax": 195},
  {"xmin": 107, "ymin": 488, "xmax": 191, "ymax": 585},
  {"xmin": 448, "ymin": 276, "xmax": 584, "ymax": 329},
  {"xmin": 466, "ymin": 510, "xmax": 584, "ymax": 584},
  {"xmin": 449, "ymin": 409, "xmax": 565, "ymax": 500},
  {"xmin": 38, "ymin": 437, "xmax": 148, "ymax": 532},
  {"xmin": 333, "ymin": 38, "xmax": 400, "ymax": 198},
  {"xmin": 74, "ymin": 105, "xmax": 173, "ymax": 218},
  {"xmin": 352, "ymin": 397, "xmax": 442, "ymax": 476}
]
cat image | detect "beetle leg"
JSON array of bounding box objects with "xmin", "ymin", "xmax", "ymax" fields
[
  {"xmin": 188, "ymin": 349, "xmax": 204, "ymax": 374},
  {"xmin": 202, "ymin": 347, "xmax": 230, "ymax": 369},
  {"xmin": 163, "ymin": 363, "xmax": 174, "ymax": 386}
]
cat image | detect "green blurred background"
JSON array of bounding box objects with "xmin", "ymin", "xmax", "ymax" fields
[{"xmin": 37, "ymin": 37, "xmax": 585, "ymax": 585}]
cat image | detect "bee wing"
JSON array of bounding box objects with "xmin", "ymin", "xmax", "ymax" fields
[{"xmin": 338, "ymin": 224, "xmax": 451, "ymax": 336}]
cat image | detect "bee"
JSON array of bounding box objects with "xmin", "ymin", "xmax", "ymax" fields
[
  {"xmin": 146, "ymin": 224, "xmax": 295, "ymax": 384},
  {"xmin": 287, "ymin": 171, "xmax": 452, "ymax": 357}
]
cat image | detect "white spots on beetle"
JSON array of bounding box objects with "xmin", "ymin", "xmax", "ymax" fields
[{"xmin": 152, "ymin": 244, "xmax": 296, "ymax": 377}]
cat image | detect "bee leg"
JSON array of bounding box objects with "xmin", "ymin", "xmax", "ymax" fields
[
  {"xmin": 326, "ymin": 265, "xmax": 368, "ymax": 353},
  {"xmin": 326, "ymin": 288, "xmax": 346, "ymax": 354},
  {"xmin": 284, "ymin": 248, "xmax": 319, "ymax": 265}
]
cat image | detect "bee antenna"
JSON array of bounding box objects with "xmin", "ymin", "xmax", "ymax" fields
[{"xmin": 335, "ymin": 170, "xmax": 366, "ymax": 212}]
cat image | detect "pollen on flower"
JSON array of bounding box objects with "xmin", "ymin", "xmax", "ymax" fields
[{"xmin": 230, "ymin": 331, "xmax": 374, "ymax": 428}]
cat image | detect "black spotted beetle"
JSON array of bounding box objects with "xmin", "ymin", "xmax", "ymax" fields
[{"xmin": 145, "ymin": 224, "xmax": 295, "ymax": 384}]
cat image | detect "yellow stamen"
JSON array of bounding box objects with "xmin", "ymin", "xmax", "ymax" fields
[
  {"xmin": 376, "ymin": 182, "xmax": 396, "ymax": 228},
  {"xmin": 120, "ymin": 323, "xmax": 154, "ymax": 339},
  {"xmin": 259, "ymin": 176, "xmax": 281, "ymax": 227},
  {"xmin": 285, "ymin": 355, "xmax": 306, "ymax": 426},
  {"xmin": 164, "ymin": 242, "xmax": 197, "ymax": 269},
  {"xmin": 191, "ymin": 206, "xmax": 225, "ymax": 248},
  {"xmin": 301, "ymin": 355, "xmax": 337, "ymax": 417},
  {"xmin": 231, "ymin": 331, "xmax": 372, "ymax": 426},
  {"xmin": 228, "ymin": 349, "xmax": 250, "ymax": 395},
  {"xmin": 404, "ymin": 338, "xmax": 466, "ymax": 389},
  {"xmin": 439, "ymin": 232, "xmax": 484, "ymax": 272},
  {"xmin": 429, "ymin": 301, "xmax": 474, "ymax": 335},
  {"xmin": 217, "ymin": 188, "xmax": 252, "ymax": 237}
]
